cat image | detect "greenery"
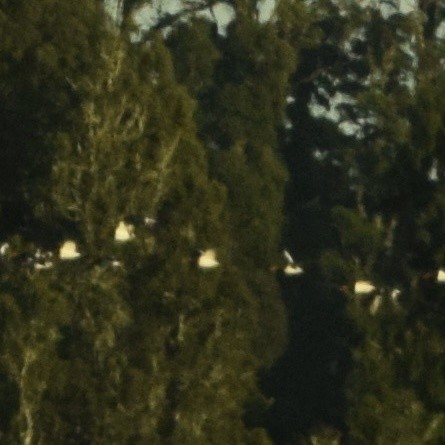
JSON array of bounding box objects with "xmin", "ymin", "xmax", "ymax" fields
[{"xmin": 0, "ymin": 0, "xmax": 445, "ymax": 444}]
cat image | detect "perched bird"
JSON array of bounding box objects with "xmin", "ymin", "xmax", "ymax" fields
[
  {"xmin": 33, "ymin": 249, "xmax": 54, "ymax": 270},
  {"xmin": 197, "ymin": 249, "xmax": 220, "ymax": 269},
  {"xmin": 34, "ymin": 259, "xmax": 54, "ymax": 270},
  {"xmin": 353, "ymin": 280, "xmax": 376, "ymax": 295},
  {"xmin": 428, "ymin": 159, "xmax": 439, "ymax": 182},
  {"xmin": 282, "ymin": 250, "xmax": 304, "ymax": 276},
  {"xmin": 390, "ymin": 288, "xmax": 401, "ymax": 303},
  {"xmin": 437, "ymin": 269, "xmax": 445, "ymax": 283},
  {"xmin": 0, "ymin": 242, "xmax": 9, "ymax": 256},
  {"xmin": 369, "ymin": 294, "xmax": 382, "ymax": 315},
  {"xmin": 422, "ymin": 268, "xmax": 445, "ymax": 283},
  {"xmin": 114, "ymin": 221, "xmax": 135, "ymax": 242},
  {"xmin": 143, "ymin": 217, "xmax": 157, "ymax": 228},
  {"xmin": 59, "ymin": 240, "xmax": 81, "ymax": 260}
]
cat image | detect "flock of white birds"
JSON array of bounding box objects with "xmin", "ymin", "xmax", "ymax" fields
[
  {"xmin": 0, "ymin": 217, "xmax": 303, "ymax": 274},
  {"xmin": 344, "ymin": 268, "xmax": 445, "ymax": 315},
  {"xmin": 3, "ymin": 216, "xmax": 444, "ymax": 316},
  {"xmin": 0, "ymin": 218, "xmax": 225, "ymax": 272}
]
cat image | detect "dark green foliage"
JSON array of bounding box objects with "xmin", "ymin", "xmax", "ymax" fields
[
  {"xmin": 167, "ymin": 18, "xmax": 220, "ymax": 98},
  {"xmin": 0, "ymin": 0, "xmax": 107, "ymax": 229},
  {"xmin": 167, "ymin": 13, "xmax": 295, "ymax": 151},
  {"xmin": 263, "ymin": 1, "xmax": 445, "ymax": 444},
  {"xmin": 213, "ymin": 17, "xmax": 295, "ymax": 149},
  {"xmin": 167, "ymin": 6, "xmax": 294, "ymax": 372},
  {"xmin": 0, "ymin": 0, "xmax": 290, "ymax": 443},
  {"xmin": 2, "ymin": 0, "xmax": 445, "ymax": 444}
]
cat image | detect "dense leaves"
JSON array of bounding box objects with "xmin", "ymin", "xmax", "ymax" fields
[{"xmin": 1, "ymin": 0, "xmax": 445, "ymax": 444}]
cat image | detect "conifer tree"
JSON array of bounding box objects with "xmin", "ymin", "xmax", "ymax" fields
[
  {"xmin": 166, "ymin": 3, "xmax": 298, "ymax": 438},
  {"xmin": 0, "ymin": 1, "xmax": 295, "ymax": 443},
  {"xmin": 329, "ymin": 4, "xmax": 445, "ymax": 443},
  {"xmin": 0, "ymin": 0, "xmax": 109, "ymax": 234},
  {"xmin": 260, "ymin": 1, "xmax": 365, "ymax": 442},
  {"xmin": 269, "ymin": 1, "xmax": 445, "ymax": 443}
]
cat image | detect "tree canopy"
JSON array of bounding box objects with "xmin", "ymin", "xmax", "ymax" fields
[{"xmin": 1, "ymin": 0, "xmax": 445, "ymax": 444}]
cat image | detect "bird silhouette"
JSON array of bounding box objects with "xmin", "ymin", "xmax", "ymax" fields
[
  {"xmin": 281, "ymin": 250, "xmax": 304, "ymax": 276},
  {"xmin": 369, "ymin": 294, "xmax": 382, "ymax": 315},
  {"xmin": 353, "ymin": 280, "xmax": 376, "ymax": 295},
  {"xmin": 197, "ymin": 249, "xmax": 220, "ymax": 269},
  {"xmin": 0, "ymin": 242, "xmax": 9, "ymax": 256},
  {"xmin": 34, "ymin": 259, "xmax": 54, "ymax": 270},
  {"xmin": 114, "ymin": 221, "xmax": 135, "ymax": 242},
  {"xmin": 59, "ymin": 240, "xmax": 81, "ymax": 260},
  {"xmin": 33, "ymin": 249, "xmax": 54, "ymax": 270}
]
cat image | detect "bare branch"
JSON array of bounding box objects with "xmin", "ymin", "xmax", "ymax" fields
[{"xmin": 150, "ymin": 134, "xmax": 182, "ymax": 214}]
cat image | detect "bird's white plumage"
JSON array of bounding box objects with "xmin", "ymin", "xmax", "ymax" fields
[
  {"xmin": 144, "ymin": 217, "xmax": 157, "ymax": 227},
  {"xmin": 282, "ymin": 249, "xmax": 303, "ymax": 275},
  {"xmin": 284, "ymin": 263, "xmax": 304, "ymax": 276},
  {"xmin": 114, "ymin": 221, "xmax": 135, "ymax": 242},
  {"xmin": 0, "ymin": 242, "xmax": 9, "ymax": 256},
  {"xmin": 283, "ymin": 250, "xmax": 294, "ymax": 264},
  {"xmin": 354, "ymin": 280, "xmax": 376, "ymax": 295},
  {"xmin": 437, "ymin": 269, "xmax": 445, "ymax": 283},
  {"xmin": 369, "ymin": 295, "xmax": 382, "ymax": 315},
  {"xmin": 198, "ymin": 249, "xmax": 220, "ymax": 269},
  {"xmin": 59, "ymin": 240, "xmax": 81, "ymax": 260},
  {"xmin": 34, "ymin": 261, "xmax": 54, "ymax": 270},
  {"xmin": 390, "ymin": 288, "xmax": 401, "ymax": 301}
]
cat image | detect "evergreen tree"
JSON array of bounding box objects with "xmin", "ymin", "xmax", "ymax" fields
[
  {"xmin": 261, "ymin": 1, "xmax": 364, "ymax": 442},
  {"xmin": 0, "ymin": 0, "xmax": 108, "ymax": 235},
  {"xmin": 166, "ymin": 4, "xmax": 297, "ymax": 440},
  {"xmin": 0, "ymin": 1, "xmax": 292, "ymax": 443},
  {"xmin": 334, "ymin": 4, "xmax": 445, "ymax": 443},
  {"xmin": 266, "ymin": 1, "xmax": 445, "ymax": 443},
  {"xmin": 3, "ymin": 0, "xmax": 445, "ymax": 443}
]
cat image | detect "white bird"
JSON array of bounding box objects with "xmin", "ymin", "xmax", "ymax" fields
[
  {"xmin": 390, "ymin": 288, "xmax": 401, "ymax": 302},
  {"xmin": 0, "ymin": 242, "xmax": 9, "ymax": 256},
  {"xmin": 437, "ymin": 269, "xmax": 445, "ymax": 283},
  {"xmin": 284, "ymin": 263, "xmax": 304, "ymax": 276},
  {"xmin": 114, "ymin": 221, "xmax": 135, "ymax": 242},
  {"xmin": 34, "ymin": 260, "xmax": 54, "ymax": 270},
  {"xmin": 354, "ymin": 280, "xmax": 376, "ymax": 295},
  {"xmin": 197, "ymin": 249, "xmax": 220, "ymax": 269},
  {"xmin": 110, "ymin": 259, "xmax": 122, "ymax": 268},
  {"xmin": 428, "ymin": 159, "xmax": 439, "ymax": 182},
  {"xmin": 283, "ymin": 250, "xmax": 294, "ymax": 264},
  {"xmin": 144, "ymin": 217, "xmax": 157, "ymax": 227},
  {"xmin": 283, "ymin": 250, "xmax": 304, "ymax": 276},
  {"xmin": 59, "ymin": 240, "xmax": 81, "ymax": 260},
  {"xmin": 369, "ymin": 294, "xmax": 382, "ymax": 315},
  {"xmin": 33, "ymin": 249, "xmax": 54, "ymax": 270}
]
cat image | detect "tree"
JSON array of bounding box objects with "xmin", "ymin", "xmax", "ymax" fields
[
  {"xmin": 0, "ymin": 0, "xmax": 109, "ymax": 236},
  {"xmin": 268, "ymin": 1, "xmax": 445, "ymax": 443},
  {"xmin": 0, "ymin": 1, "xmax": 291, "ymax": 443}
]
